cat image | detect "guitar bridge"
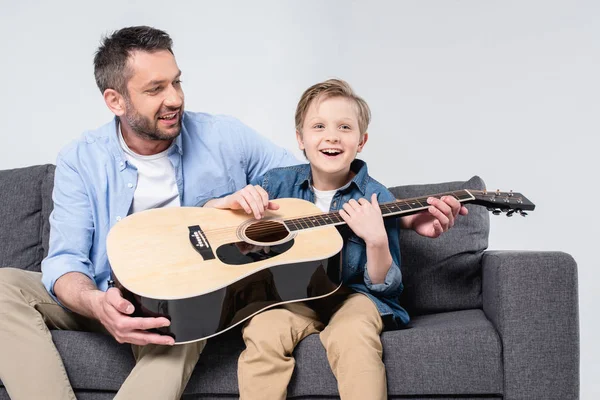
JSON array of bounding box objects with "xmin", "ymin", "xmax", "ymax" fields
[{"xmin": 188, "ymin": 225, "xmax": 215, "ymax": 260}]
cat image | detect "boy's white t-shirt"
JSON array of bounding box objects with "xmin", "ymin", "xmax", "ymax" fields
[
  {"xmin": 118, "ymin": 127, "xmax": 181, "ymax": 213},
  {"xmin": 312, "ymin": 186, "xmax": 339, "ymax": 212}
]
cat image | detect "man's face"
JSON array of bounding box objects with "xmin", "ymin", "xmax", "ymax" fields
[{"xmin": 121, "ymin": 50, "xmax": 184, "ymax": 141}]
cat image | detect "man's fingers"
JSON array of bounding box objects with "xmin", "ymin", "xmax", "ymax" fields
[
  {"xmin": 122, "ymin": 331, "xmax": 175, "ymax": 346},
  {"xmin": 267, "ymin": 201, "xmax": 280, "ymax": 210},
  {"xmin": 242, "ymin": 187, "xmax": 264, "ymax": 219},
  {"xmin": 128, "ymin": 316, "xmax": 171, "ymax": 331},
  {"xmin": 256, "ymin": 185, "xmax": 270, "ymax": 207},
  {"xmin": 428, "ymin": 205, "xmax": 450, "ymax": 231},
  {"xmin": 106, "ymin": 288, "xmax": 134, "ymax": 314}
]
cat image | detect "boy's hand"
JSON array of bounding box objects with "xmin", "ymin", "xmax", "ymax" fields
[
  {"xmin": 339, "ymin": 194, "xmax": 388, "ymax": 247},
  {"xmin": 206, "ymin": 185, "xmax": 278, "ymax": 219},
  {"xmin": 401, "ymin": 196, "xmax": 468, "ymax": 238}
]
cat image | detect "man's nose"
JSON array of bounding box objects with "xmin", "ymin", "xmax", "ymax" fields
[{"xmin": 164, "ymin": 85, "xmax": 183, "ymax": 108}]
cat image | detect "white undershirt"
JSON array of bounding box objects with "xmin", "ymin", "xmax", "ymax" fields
[
  {"xmin": 312, "ymin": 186, "xmax": 339, "ymax": 212},
  {"xmin": 118, "ymin": 127, "xmax": 181, "ymax": 213}
]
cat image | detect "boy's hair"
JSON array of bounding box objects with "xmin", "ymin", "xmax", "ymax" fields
[
  {"xmin": 93, "ymin": 26, "xmax": 173, "ymax": 96},
  {"xmin": 295, "ymin": 79, "xmax": 371, "ymax": 135}
]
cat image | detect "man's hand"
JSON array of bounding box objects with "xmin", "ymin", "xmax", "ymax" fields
[
  {"xmin": 339, "ymin": 194, "xmax": 388, "ymax": 247},
  {"xmin": 401, "ymin": 195, "xmax": 468, "ymax": 238},
  {"xmin": 205, "ymin": 184, "xmax": 278, "ymax": 219},
  {"xmin": 90, "ymin": 287, "xmax": 175, "ymax": 346}
]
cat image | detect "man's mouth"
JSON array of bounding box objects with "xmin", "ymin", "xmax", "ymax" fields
[
  {"xmin": 158, "ymin": 111, "xmax": 179, "ymax": 124},
  {"xmin": 320, "ymin": 148, "xmax": 343, "ymax": 158}
]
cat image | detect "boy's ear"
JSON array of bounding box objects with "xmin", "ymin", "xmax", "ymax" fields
[
  {"xmin": 296, "ymin": 130, "xmax": 305, "ymax": 150},
  {"xmin": 104, "ymin": 89, "xmax": 127, "ymax": 117},
  {"xmin": 357, "ymin": 132, "xmax": 369, "ymax": 153}
]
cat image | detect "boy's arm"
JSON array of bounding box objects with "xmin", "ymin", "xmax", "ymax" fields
[{"xmin": 339, "ymin": 193, "xmax": 403, "ymax": 296}]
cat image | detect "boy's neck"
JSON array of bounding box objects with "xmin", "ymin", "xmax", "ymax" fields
[{"xmin": 310, "ymin": 166, "xmax": 356, "ymax": 191}]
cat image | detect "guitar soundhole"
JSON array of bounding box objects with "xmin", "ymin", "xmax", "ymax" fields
[{"xmin": 244, "ymin": 220, "xmax": 289, "ymax": 244}]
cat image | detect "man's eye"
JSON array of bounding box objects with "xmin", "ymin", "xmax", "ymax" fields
[
  {"xmin": 174, "ymin": 79, "xmax": 182, "ymax": 85},
  {"xmin": 148, "ymin": 87, "xmax": 161, "ymax": 93}
]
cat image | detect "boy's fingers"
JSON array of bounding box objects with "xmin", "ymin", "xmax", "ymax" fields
[{"xmin": 371, "ymin": 193, "xmax": 378, "ymax": 206}]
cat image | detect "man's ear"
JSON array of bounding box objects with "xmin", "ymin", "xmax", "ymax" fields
[
  {"xmin": 296, "ymin": 130, "xmax": 305, "ymax": 150},
  {"xmin": 104, "ymin": 89, "xmax": 127, "ymax": 117},
  {"xmin": 357, "ymin": 132, "xmax": 369, "ymax": 153}
]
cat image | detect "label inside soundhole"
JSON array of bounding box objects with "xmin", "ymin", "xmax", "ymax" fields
[{"xmin": 244, "ymin": 220, "xmax": 289, "ymax": 244}]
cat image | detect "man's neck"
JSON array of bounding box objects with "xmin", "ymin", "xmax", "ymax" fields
[{"xmin": 120, "ymin": 123, "xmax": 172, "ymax": 156}]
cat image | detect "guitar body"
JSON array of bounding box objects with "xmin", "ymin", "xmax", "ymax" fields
[{"xmin": 107, "ymin": 198, "xmax": 344, "ymax": 344}]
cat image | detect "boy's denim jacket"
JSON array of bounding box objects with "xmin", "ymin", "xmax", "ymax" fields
[{"xmin": 253, "ymin": 159, "xmax": 409, "ymax": 328}]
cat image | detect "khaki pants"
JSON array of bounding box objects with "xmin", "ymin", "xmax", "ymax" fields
[
  {"xmin": 0, "ymin": 268, "xmax": 205, "ymax": 400},
  {"xmin": 238, "ymin": 291, "xmax": 386, "ymax": 400}
]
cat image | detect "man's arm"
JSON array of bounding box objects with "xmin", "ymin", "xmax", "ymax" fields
[
  {"xmin": 233, "ymin": 119, "xmax": 300, "ymax": 182},
  {"xmin": 42, "ymin": 155, "xmax": 173, "ymax": 345}
]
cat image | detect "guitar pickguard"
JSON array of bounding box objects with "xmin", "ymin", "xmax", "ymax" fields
[{"xmin": 215, "ymin": 240, "xmax": 295, "ymax": 265}]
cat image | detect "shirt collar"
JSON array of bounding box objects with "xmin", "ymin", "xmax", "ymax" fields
[{"xmin": 299, "ymin": 159, "xmax": 369, "ymax": 195}]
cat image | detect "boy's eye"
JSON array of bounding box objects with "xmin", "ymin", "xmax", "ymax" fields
[
  {"xmin": 313, "ymin": 123, "xmax": 325, "ymax": 129},
  {"xmin": 340, "ymin": 124, "xmax": 351, "ymax": 130}
]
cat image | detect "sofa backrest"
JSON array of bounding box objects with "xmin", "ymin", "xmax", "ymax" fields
[
  {"xmin": 0, "ymin": 164, "xmax": 55, "ymax": 272},
  {"xmin": 388, "ymin": 176, "xmax": 489, "ymax": 316}
]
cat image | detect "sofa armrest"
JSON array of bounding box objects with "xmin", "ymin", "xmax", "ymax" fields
[{"xmin": 482, "ymin": 250, "xmax": 579, "ymax": 400}]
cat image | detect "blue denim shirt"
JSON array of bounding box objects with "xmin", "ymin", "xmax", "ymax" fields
[
  {"xmin": 41, "ymin": 111, "xmax": 298, "ymax": 306},
  {"xmin": 254, "ymin": 159, "xmax": 409, "ymax": 327}
]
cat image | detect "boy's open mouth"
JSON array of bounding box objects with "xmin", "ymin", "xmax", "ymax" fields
[{"xmin": 320, "ymin": 149, "xmax": 343, "ymax": 158}]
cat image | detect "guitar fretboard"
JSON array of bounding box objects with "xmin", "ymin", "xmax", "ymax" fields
[{"xmin": 283, "ymin": 190, "xmax": 474, "ymax": 232}]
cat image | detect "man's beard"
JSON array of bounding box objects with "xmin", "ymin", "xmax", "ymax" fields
[{"xmin": 123, "ymin": 99, "xmax": 183, "ymax": 141}]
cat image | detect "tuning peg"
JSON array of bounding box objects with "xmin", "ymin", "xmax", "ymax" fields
[
  {"xmin": 518, "ymin": 210, "xmax": 528, "ymax": 217},
  {"xmin": 492, "ymin": 209, "xmax": 502, "ymax": 216},
  {"xmin": 496, "ymin": 189, "xmax": 501, "ymax": 195},
  {"xmin": 506, "ymin": 209, "xmax": 515, "ymax": 217}
]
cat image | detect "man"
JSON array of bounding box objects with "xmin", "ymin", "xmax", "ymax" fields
[{"xmin": 0, "ymin": 26, "xmax": 297, "ymax": 399}]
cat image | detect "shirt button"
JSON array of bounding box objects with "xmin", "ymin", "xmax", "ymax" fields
[
  {"xmin": 119, "ymin": 161, "xmax": 124, "ymax": 167},
  {"xmin": 116, "ymin": 216, "xmax": 122, "ymax": 221},
  {"xmin": 127, "ymin": 183, "xmax": 133, "ymax": 188}
]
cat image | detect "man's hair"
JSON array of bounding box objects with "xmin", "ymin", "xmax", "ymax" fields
[
  {"xmin": 295, "ymin": 79, "xmax": 371, "ymax": 135},
  {"xmin": 93, "ymin": 26, "xmax": 173, "ymax": 96}
]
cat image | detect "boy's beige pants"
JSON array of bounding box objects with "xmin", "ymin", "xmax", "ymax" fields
[
  {"xmin": 0, "ymin": 268, "xmax": 205, "ymax": 400},
  {"xmin": 238, "ymin": 290, "xmax": 387, "ymax": 400}
]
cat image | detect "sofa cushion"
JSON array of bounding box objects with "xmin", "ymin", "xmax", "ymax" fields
[
  {"xmin": 6, "ymin": 310, "xmax": 501, "ymax": 396},
  {"xmin": 0, "ymin": 165, "xmax": 55, "ymax": 272},
  {"xmin": 388, "ymin": 176, "xmax": 489, "ymax": 315}
]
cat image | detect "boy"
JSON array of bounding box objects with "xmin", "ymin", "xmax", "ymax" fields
[{"xmin": 206, "ymin": 79, "xmax": 467, "ymax": 400}]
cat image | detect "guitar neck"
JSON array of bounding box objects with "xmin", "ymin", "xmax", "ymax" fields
[{"xmin": 283, "ymin": 190, "xmax": 475, "ymax": 232}]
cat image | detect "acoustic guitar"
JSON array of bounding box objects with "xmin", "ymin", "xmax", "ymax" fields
[{"xmin": 106, "ymin": 189, "xmax": 534, "ymax": 344}]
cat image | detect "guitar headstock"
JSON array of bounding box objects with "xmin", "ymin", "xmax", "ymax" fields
[{"xmin": 468, "ymin": 189, "xmax": 536, "ymax": 217}]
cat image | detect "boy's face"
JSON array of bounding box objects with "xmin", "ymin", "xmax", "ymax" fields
[{"xmin": 297, "ymin": 96, "xmax": 367, "ymax": 181}]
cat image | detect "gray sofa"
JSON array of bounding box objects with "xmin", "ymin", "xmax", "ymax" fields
[{"xmin": 0, "ymin": 164, "xmax": 579, "ymax": 399}]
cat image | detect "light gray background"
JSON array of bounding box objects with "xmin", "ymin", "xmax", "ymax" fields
[{"xmin": 1, "ymin": 0, "xmax": 597, "ymax": 398}]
